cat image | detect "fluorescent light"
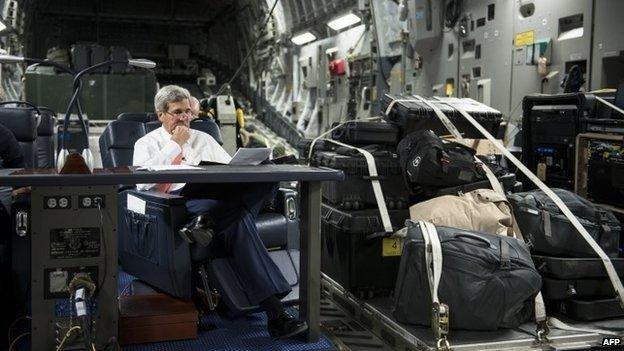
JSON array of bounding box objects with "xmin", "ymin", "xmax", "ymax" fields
[
  {"xmin": 327, "ymin": 13, "xmax": 361, "ymax": 31},
  {"xmin": 291, "ymin": 32, "xmax": 316, "ymax": 45}
]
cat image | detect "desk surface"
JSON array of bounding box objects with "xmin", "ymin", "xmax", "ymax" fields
[{"xmin": 0, "ymin": 165, "xmax": 344, "ymax": 187}]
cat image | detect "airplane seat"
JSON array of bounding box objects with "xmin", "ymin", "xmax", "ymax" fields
[
  {"xmin": 145, "ymin": 120, "xmax": 161, "ymax": 133},
  {"xmin": 99, "ymin": 120, "xmax": 146, "ymax": 168},
  {"xmin": 36, "ymin": 107, "xmax": 57, "ymax": 168},
  {"xmin": 98, "ymin": 117, "xmax": 300, "ymax": 314},
  {"xmin": 0, "ymin": 107, "xmax": 39, "ymax": 168},
  {"xmin": 117, "ymin": 112, "xmax": 158, "ymax": 123},
  {"xmin": 190, "ymin": 118, "xmax": 223, "ymax": 145}
]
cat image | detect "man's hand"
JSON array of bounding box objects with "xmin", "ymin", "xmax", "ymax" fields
[{"xmin": 171, "ymin": 126, "xmax": 190, "ymax": 146}]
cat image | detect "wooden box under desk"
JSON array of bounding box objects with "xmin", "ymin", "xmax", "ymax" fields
[{"xmin": 119, "ymin": 293, "xmax": 199, "ymax": 345}]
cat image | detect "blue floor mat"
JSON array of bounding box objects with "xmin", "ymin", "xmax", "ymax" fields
[{"xmin": 119, "ymin": 271, "xmax": 335, "ymax": 351}]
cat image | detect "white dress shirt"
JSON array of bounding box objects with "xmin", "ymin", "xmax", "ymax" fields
[{"xmin": 133, "ymin": 126, "xmax": 232, "ymax": 191}]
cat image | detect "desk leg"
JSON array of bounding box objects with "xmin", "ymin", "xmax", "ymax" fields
[{"xmin": 299, "ymin": 181, "xmax": 321, "ymax": 342}]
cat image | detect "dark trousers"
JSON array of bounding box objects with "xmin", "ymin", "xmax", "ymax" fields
[{"xmin": 185, "ymin": 182, "xmax": 291, "ymax": 305}]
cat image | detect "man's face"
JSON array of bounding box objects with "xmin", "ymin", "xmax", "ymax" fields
[{"xmin": 158, "ymin": 99, "xmax": 192, "ymax": 134}]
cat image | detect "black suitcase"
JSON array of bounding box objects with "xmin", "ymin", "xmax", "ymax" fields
[
  {"xmin": 531, "ymin": 255, "xmax": 624, "ymax": 279},
  {"xmin": 548, "ymin": 298, "xmax": 624, "ymax": 321},
  {"xmin": 312, "ymin": 150, "xmax": 409, "ymax": 210},
  {"xmin": 321, "ymin": 203, "xmax": 408, "ymax": 297},
  {"xmin": 542, "ymin": 277, "xmax": 617, "ymax": 300},
  {"xmin": 110, "ymin": 46, "xmax": 130, "ymax": 73},
  {"xmin": 330, "ymin": 121, "xmax": 400, "ymax": 146},
  {"xmin": 296, "ymin": 139, "xmax": 336, "ymax": 161},
  {"xmin": 382, "ymin": 94, "xmax": 502, "ymax": 139},
  {"xmin": 70, "ymin": 44, "xmax": 90, "ymax": 72},
  {"xmin": 394, "ymin": 222, "xmax": 542, "ymax": 330},
  {"xmin": 508, "ymin": 188, "xmax": 621, "ymax": 258},
  {"xmin": 90, "ymin": 44, "xmax": 110, "ymax": 72}
]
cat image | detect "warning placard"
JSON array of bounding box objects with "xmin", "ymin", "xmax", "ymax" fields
[
  {"xmin": 515, "ymin": 30, "xmax": 535, "ymax": 47},
  {"xmin": 382, "ymin": 238, "xmax": 402, "ymax": 257}
]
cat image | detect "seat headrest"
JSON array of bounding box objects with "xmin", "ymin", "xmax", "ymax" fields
[
  {"xmin": 37, "ymin": 110, "xmax": 56, "ymax": 136},
  {"xmin": 0, "ymin": 107, "xmax": 38, "ymax": 141},
  {"xmin": 190, "ymin": 119, "xmax": 222, "ymax": 144},
  {"xmin": 145, "ymin": 121, "xmax": 162, "ymax": 133},
  {"xmin": 117, "ymin": 112, "xmax": 159, "ymax": 123},
  {"xmin": 103, "ymin": 121, "xmax": 146, "ymax": 149}
]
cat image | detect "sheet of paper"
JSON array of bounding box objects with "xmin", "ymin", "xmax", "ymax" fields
[
  {"xmin": 137, "ymin": 164, "xmax": 202, "ymax": 171},
  {"xmin": 228, "ymin": 148, "xmax": 272, "ymax": 166},
  {"xmin": 127, "ymin": 194, "xmax": 146, "ymax": 215}
]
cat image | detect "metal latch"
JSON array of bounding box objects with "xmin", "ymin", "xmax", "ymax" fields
[
  {"xmin": 15, "ymin": 210, "xmax": 28, "ymax": 237},
  {"xmin": 432, "ymin": 302, "xmax": 450, "ymax": 350},
  {"xmin": 286, "ymin": 197, "xmax": 297, "ymax": 220}
]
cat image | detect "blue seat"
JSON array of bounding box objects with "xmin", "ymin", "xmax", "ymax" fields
[
  {"xmin": 0, "ymin": 107, "xmax": 38, "ymax": 168},
  {"xmin": 36, "ymin": 107, "xmax": 57, "ymax": 168},
  {"xmin": 98, "ymin": 117, "xmax": 300, "ymax": 314},
  {"xmin": 117, "ymin": 112, "xmax": 158, "ymax": 123}
]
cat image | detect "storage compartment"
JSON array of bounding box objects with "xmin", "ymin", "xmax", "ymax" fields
[
  {"xmin": 321, "ymin": 203, "xmax": 408, "ymax": 296},
  {"xmin": 312, "ymin": 150, "xmax": 409, "ymax": 210}
]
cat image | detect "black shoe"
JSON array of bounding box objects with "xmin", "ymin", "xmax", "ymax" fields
[
  {"xmin": 267, "ymin": 311, "xmax": 308, "ymax": 340},
  {"xmin": 179, "ymin": 214, "xmax": 214, "ymax": 246}
]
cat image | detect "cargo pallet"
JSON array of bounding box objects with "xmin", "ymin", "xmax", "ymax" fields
[{"xmin": 322, "ymin": 273, "xmax": 624, "ymax": 351}]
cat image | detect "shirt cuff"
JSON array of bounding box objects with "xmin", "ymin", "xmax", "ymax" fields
[{"xmin": 162, "ymin": 140, "xmax": 182, "ymax": 163}]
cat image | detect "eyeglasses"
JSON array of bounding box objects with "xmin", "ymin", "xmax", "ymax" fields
[{"xmin": 164, "ymin": 109, "xmax": 192, "ymax": 118}]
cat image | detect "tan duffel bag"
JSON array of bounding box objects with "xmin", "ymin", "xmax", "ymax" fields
[{"xmin": 409, "ymin": 188, "xmax": 515, "ymax": 237}]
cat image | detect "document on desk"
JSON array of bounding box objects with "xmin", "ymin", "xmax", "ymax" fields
[
  {"xmin": 227, "ymin": 148, "xmax": 272, "ymax": 166},
  {"xmin": 137, "ymin": 165, "xmax": 202, "ymax": 171}
]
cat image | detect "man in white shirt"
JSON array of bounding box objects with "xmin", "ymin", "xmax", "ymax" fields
[{"xmin": 133, "ymin": 85, "xmax": 307, "ymax": 340}]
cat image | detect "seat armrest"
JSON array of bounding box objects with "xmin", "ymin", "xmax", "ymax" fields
[
  {"xmin": 274, "ymin": 188, "xmax": 298, "ymax": 220},
  {"xmin": 126, "ymin": 190, "xmax": 186, "ymax": 206}
]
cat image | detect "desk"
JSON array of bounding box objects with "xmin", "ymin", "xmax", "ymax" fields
[{"xmin": 1, "ymin": 164, "xmax": 344, "ymax": 344}]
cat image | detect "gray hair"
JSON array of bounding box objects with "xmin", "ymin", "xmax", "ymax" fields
[{"xmin": 154, "ymin": 85, "xmax": 191, "ymax": 112}]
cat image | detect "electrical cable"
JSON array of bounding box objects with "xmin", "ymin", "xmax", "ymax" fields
[
  {"xmin": 56, "ymin": 326, "xmax": 81, "ymax": 351},
  {"xmin": 7, "ymin": 315, "xmax": 31, "ymax": 345},
  {"xmin": 8, "ymin": 332, "xmax": 30, "ymax": 351},
  {"xmin": 95, "ymin": 201, "xmax": 108, "ymax": 299},
  {"xmin": 215, "ymin": 0, "xmax": 280, "ymax": 96}
]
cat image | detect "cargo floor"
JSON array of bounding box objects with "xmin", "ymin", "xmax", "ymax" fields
[{"xmin": 322, "ymin": 275, "xmax": 624, "ymax": 351}]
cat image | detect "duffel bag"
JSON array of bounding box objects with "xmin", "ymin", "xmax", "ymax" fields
[
  {"xmin": 397, "ymin": 130, "xmax": 485, "ymax": 193},
  {"xmin": 393, "ymin": 221, "xmax": 541, "ymax": 331},
  {"xmin": 508, "ymin": 188, "xmax": 621, "ymax": 258},
  {"xmin": 408, "ymin": 188, "xmax": 515, "ymax": 236}
]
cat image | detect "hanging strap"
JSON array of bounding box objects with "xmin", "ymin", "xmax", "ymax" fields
[{"xmin": 419, "ymin": 221, "xmax": 450, "ymax": 350}]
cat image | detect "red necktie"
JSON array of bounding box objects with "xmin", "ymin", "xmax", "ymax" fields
[{"xmin": 155, "ymin": 151, "xmax": 183, "ymax": 193}]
